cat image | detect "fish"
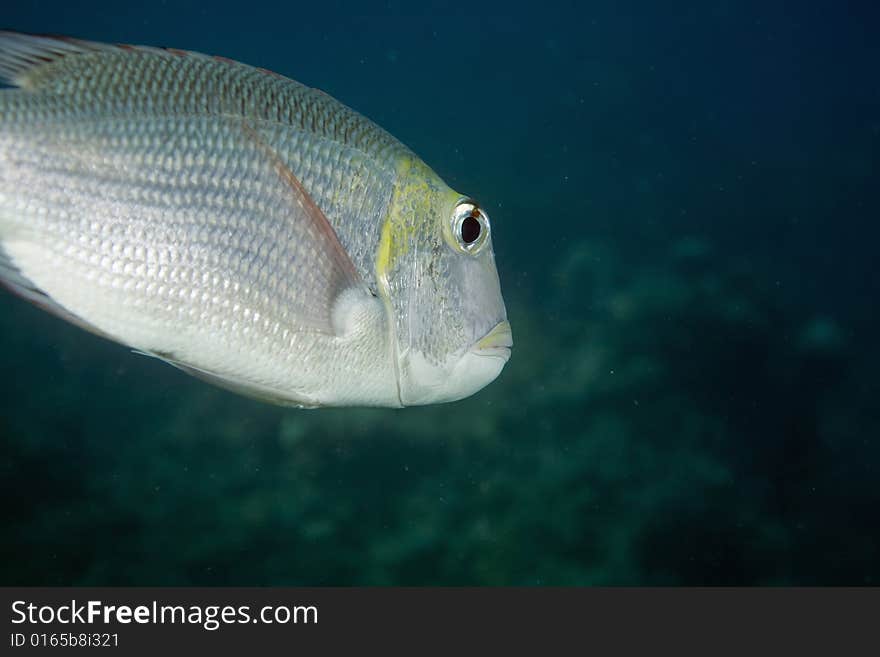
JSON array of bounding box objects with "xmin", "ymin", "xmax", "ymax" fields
[{"xmin": 0, "ymin": 32, "xmax": 511, "ymax": 408}]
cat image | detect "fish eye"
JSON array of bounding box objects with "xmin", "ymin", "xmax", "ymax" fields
[
  {"xmin": 461, "ymin": 215, "xmax": 481, "ymax": 244},
  {"xmin": 451, "ymin": 201, "xmax": 490, "ymax": 253}
]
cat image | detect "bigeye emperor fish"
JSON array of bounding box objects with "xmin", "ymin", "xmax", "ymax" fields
[{"xmin": 0, "ymin": 32, "xmax": 511, "ymax": 408}]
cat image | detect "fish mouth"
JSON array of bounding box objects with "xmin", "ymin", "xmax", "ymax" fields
[{"xmin": 471, "ymin": 320, "xmax": 513, "ymax": 360}]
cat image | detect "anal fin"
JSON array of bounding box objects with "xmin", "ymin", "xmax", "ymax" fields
[{"xmin": 0, "ymin": 242, "xmax": 115, "ymax": 342}]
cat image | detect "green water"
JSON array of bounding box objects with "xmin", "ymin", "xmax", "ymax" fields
[{"xmin": 1, "ymin": 1, "xmax": 877, "ymax": 585}]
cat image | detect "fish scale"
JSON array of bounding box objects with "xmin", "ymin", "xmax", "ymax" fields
[{"xmin": 2, "ymin": 74, "xmax": 395, "ymax": 402}]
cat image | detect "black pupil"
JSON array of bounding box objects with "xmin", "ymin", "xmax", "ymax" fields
[{"xmin": 461, "ymin": 215, "xmax": 481, "ymax": 244}]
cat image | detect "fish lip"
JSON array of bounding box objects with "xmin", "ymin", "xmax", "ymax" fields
[{"xmin": 470, "ymin": 320, "xmax": 513, "ymax": 359}]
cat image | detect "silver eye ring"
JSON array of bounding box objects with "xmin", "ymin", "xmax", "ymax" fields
[{"xmin": 451, "ymin": 201, "xmax": 490, "ymax": 253}]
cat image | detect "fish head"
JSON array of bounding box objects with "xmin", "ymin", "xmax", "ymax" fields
[{"xmin": 377, "ymin": 157, "xmax": 511, "ymax": 406}]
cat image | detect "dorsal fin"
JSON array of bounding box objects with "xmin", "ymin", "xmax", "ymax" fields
[
  {"xmin": 0, "ymin": 31, "xmax": 215, "ymax": 89},
  {"xmin": 0, "ymin": 32, "xmax": 112, "ymax": 87}
]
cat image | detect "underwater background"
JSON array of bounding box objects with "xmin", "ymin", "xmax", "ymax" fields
[{"xmin": 1, "ymin": 0, "xmax": 877, "ymax": 585}]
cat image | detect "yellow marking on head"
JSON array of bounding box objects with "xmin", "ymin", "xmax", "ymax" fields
[
  {"xmin": 374, "ymin": 153, "xmax": 457, "ymax": 287},
  {"xmin": 376, "ymin": 217, "xmax": 394, "ymax": 294},
  {"xmin": 476, "ymin": 320, "xmax": 513, "ymax": 350}
]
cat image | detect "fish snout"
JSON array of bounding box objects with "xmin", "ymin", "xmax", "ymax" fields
[{"xmin": 471, "ymin": 320, "xmax": 513, "ymax": 360}]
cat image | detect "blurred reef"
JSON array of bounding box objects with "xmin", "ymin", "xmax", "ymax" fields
[{"xmin": 2, "ymin": 236, "xmax": 875, "ymax": 585}]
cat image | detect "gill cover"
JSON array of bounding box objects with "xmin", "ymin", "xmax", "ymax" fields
[{"xmin": 376, "ymin": 155, "xmax": 510, "ymax": 406}]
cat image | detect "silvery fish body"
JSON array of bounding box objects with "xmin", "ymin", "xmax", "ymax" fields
[{"xmin": 0, "ymin": 32, "xmax": 510, "ymax": 408}]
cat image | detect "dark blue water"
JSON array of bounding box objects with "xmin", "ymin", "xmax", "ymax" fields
[{"xmin": 2, "ymin": 1, "xmax": 877, "ymax": 584}]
